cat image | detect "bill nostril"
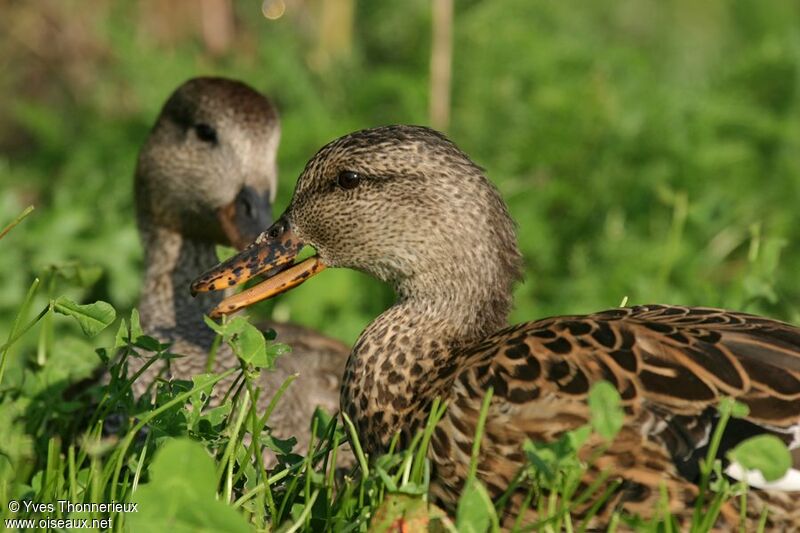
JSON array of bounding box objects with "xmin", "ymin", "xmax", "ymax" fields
[
  {"xmin": 238, "ymin": 195, "xmax": 255, "ymax": 218},
  {"xmin": 267, "ymin": 217, "xmax": 288, "ymax": 239},
  {"xmin": 229, "ymin": 186, "xmax": 273, "ymax": 247},
  {"xmin": 235, "ymin": 186, "xmax": 262, "ymax": 220}
]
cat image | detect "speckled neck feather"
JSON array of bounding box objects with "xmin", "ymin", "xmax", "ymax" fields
[
  {"xmin": 138, "ymin": 220, "xmax": 223, "ymax": 345},
  {"xmin": 131, "ymin": 217, "xmax": 236, "ymax": 388}
]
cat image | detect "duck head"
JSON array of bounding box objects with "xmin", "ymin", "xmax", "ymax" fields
[
  {"xmin": 135, "ymin": 77, "xmax": 279, "ymax": 249},
  {"xmin": 192, "ymin": 125, "xmax": 522, "ymax": 325}
]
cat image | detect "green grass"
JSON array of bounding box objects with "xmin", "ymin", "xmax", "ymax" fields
[
  {"xmin": 2, "ymin": 0, "xmax": 800, "ymax": 530},
  {"xmin": 0, "ymin": 264, "xmax": 786, "ymax": 531}
]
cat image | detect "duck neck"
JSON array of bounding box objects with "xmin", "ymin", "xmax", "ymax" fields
[
  {"xmin": 342, "ymin": 277, "xmax": 512, "ymax": 455},
  {"xmin": 138, "ymin": 220, "xmax": 224, "ymax": 348}
]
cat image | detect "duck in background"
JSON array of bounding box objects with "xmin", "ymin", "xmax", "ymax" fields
[
  {"xmin": 133, "ymin": 77, "xmax": 349, "ymax": 458},
  {"xmin": 193, "ymin": 125, "xmax": 800, "ymax": 529}
]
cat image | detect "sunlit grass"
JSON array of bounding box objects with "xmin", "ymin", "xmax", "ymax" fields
[{"xmin": 0, "ymin": 241, "xmax": 787, "ymax": 531}]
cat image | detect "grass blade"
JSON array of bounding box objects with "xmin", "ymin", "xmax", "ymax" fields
[{"xmin": 0, "ymin": 205, "xmax": 34, "ymax": 241}]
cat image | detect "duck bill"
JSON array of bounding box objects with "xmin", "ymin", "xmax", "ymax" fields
[
  {"xmin": 190, "ymin": 216, "xmax": 326, "ymax": 317},
  {"xmin": 217, "ymin": 203, "xmax": 249, "ymax": 250},
  {"xmin": 209, "ymin": 256, "xmax": 325, "ymax": 317},
  {"xmin": 217, "ymin": 186, "xmax": 273, "ymax": 250}
]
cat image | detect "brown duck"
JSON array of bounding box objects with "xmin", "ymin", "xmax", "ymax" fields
[
  {"xmin": 132, "ymin": 77, "xmax": 348, "ymax": 456},
  {"xmin": 191, "ymin": 125, "xmax": 800, "ymax": 528}
]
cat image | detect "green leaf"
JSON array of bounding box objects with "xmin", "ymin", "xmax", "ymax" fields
[
  {"xmin": 313, "ymin": 406, "xmax": 335, "ymax": 435},
  {"xmin": 397, "ymin": 482, "xmax": 428, "ymax": 496},
  {"xmin": 375, "ymin": 466, "xmax": 399, "ymax": 492},
  {"xmin": 524, "ymin": 439, "xmax": 558, "ymax": 480},
  {"xmin": 215, "ymin": 244, "xmax": 237, "ymax": 263},
  {"xmin": 266, "ymin": 341, "xmax": 291, "ymax": 362},
  {"xmin": 312, "ymin": 406, "xmax": 345, "ymax": 442},
  {"xmin": 204, "ymin": 315, "xmax": 248, "ymax": 338},
  {"xmin": 134, "ymin": 335, "xmax": 166, "ymax": 352},
  {"xmin": 718, "ymin": 397, "xmax": 750, "ymax": 419},
  {"xmin": 372, "ymin": 494, "xmax": 450, "ymax": 533},
  {"xmin": 114, "ymin": 310, "xmax": 144, "ymax": 350},
  {"xmin": 456, "ymin": 479, "xmax": 497, "ymax": 533},
  {"xmin": 0, "ymin": 401, "xmax": 34, "ymax": 486},
  {"xmin": 728, "ymin": 435, "xmax": 792, "ymax": 482},
  {"xmin": 203, "ymin": 315, "xmax": 226, "ymax": 336},
  {"xmin": 262, "ymin": 434, "xmax": 297, "ymax": 455},
  {"xmin": 191, "ymin": 373, "xmax": 219, "ymax": 393},
  {"xmin": 588, "ymin": 380, "xmax": 624, "ymax": 441},
  {"xmin": 130, "ymin": 439, "xmax": 250, "ymax": 533},
  {"xmin": 566, "ymin": 424, "xmax": 592, "ymax": 450},
  {"xmin": 52, "ymin": 263, "xmax": 104, "ymax": 288},
  {"xmin": 129, "ymin": 308, "xmax": 144, "ymax": 340},
  {"xmin": 523, "ymin": 426, "xmax": 588, "ymax": 484},
  {"xmin": 53, "ymin": 296, "xmax": 116, "ymax": 338},
  {"xmin": 730, "ymin": 400, "xmax": 750, "ymax": 418},
  {"xmin": 113, "ymin": 318, "xmax": 128, "ymax": 350},
  {"xmin": 224, "ymin": 316, "xmax": 249, "ymax": 337},
  {"xmin": 233, "ymin": 322, "xmax": 268, "ymax": 367},
  {"xmin": 185, "ymin": 374, "xmax": 218, "ymax": 423},
  {"xmin": 184, "ymin": 388, "xmax": 231, "ymax": 437},
  {"xmin": 202, "ymin": 402, "xmax": 232, "ymax": 427}
]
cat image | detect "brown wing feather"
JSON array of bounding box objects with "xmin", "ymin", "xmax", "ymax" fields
[
  {"xmin": 432, "ymin": 305, "xmax": 800, "ymax": 528},
  {"xmin": 476, "ymin": 304, "xmax": 800, "ymax": 428}
]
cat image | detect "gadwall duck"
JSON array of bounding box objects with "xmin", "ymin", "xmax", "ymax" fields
[
  {"xmin": 133, "ymin": 77, "xmax": 348, "ymax": 456},
  {"xmin": 192, "ymin": 125, "xmax": 800, "ymax": 528}
]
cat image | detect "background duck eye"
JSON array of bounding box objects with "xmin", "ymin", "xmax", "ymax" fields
[
  {"xmin": 194, "ymin": 123, "xmax": 218, "ymax": 144},
  {"xmin": 336, "ymin": 170, "xmax": 361, "ymax": 190}
]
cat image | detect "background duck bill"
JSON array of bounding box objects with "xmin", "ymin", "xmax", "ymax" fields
[
  {"xmin": 210, "ymin": 256, "xmax": 326, "ymax": 317},
  {"xmin": 216, "ymin": 202, "xmax": 248, "ymax": 250},
  {"xmin": 216, "ymin": 186, "xmax": 273, "ymax": 251}
]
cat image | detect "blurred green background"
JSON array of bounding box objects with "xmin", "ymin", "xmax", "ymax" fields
[{"xmin": 1, "ymin": 0, "xmax": 799, "ymax": 363}]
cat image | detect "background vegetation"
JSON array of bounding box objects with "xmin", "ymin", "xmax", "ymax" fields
[
  {"xmin": 1, "ymin": 0, "xmax": 799, "ymax": 530},
  {"xmin": 2, "ymin": 0, "xmax": 800, "ymax": 347}
]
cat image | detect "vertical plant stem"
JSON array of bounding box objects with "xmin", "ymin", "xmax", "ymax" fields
[
  {"xmin": 429, "ymin": 0, "xmax": 453, "ymax": 131},
  {"xmin": 221, "ymin": 389, "xmax": 251, "ymax": 503},
  {"xmin": 284, "ymin": 490, "xmax": 320, "ymax": 533},
  {"xmin": 411, "ymin": 397, "xmax": 447, "ymax": 483},
  {"xmin": 68, "ymin": 445, "xmax": 78, "ymax": 503},
  {"xmin": 303, "ymin": 416, "xmax": 319, "ymax": 530},
  {"xmin": 36, "ymin": 273, "xmax": 56, "ymax": 366},
  {"xmin": 0, "ymin": 278, "xmax": 44, "ymax": 386},
  {"xmin": 692, "ymin": 397, "xmax": 735, "ymax": 529},
  {"xmin": 659, "ymin": 482, "xmax": 674, "ymax": 533},
  {"xmin": 326, "ymin": 429, "xmax": 341, "ymax": 524},
  {"xmin": 257, "ymin": 373, "xmax": 298, "ymax": 428},
  {"xmin": 244, "ymin": 380, "xmax": 273, "ymax": 528},
  {"xmin": 205, "ymin": 332, "xmax": 222, "ymax": 372},
  {"xmin": 657, "ymin": 190, "xmax": 688, "ymax": 291},
  {"xmin": 467, "ymin": 387, "xmax": 494, "ymax": 482},
  {"xmin": 342, "ymin": 412, "xmax": 369, "ymax": 477},
  {"xmin": 131, "ymin": 430, "xmax": 152, "ymax": 494}
]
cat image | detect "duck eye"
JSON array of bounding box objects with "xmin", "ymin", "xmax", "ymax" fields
[
  {"xmin": 336, "ymin": 170, "xmax": 361, "ymax": 190},
  {"xmin": 194, "ymin": 123, "xmax": 218, "ymax": 144}
]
